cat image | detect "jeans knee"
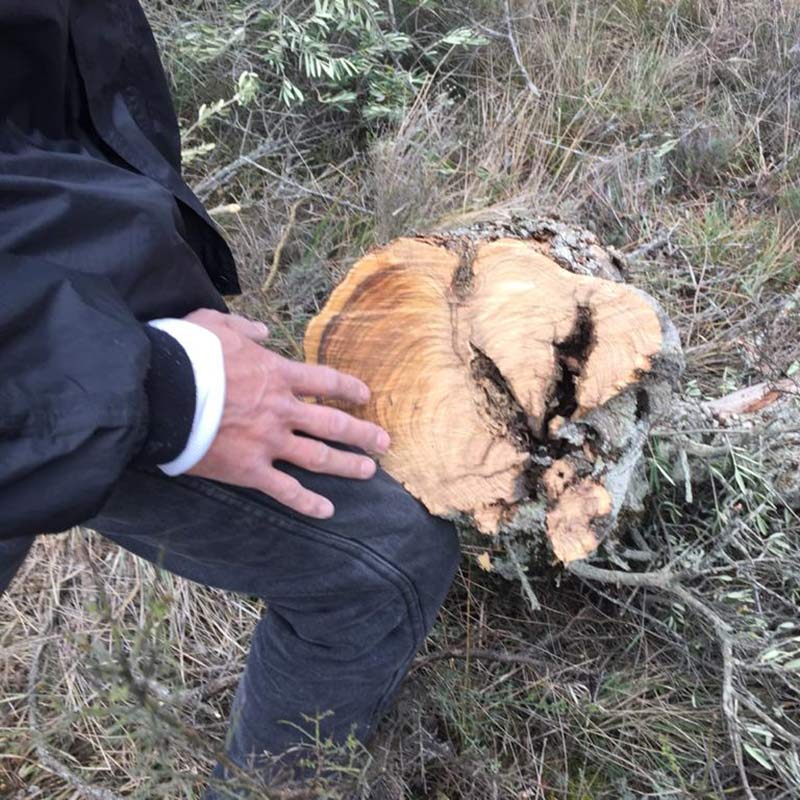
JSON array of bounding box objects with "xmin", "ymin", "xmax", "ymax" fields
[
  {"xmin": 272, "ymin": 569, "xmax": 414, "ymax": 665},
  {"xmin": 422, "ymin": 514, "xmax": 461, "ymax": 593},
  {"xmin": 267, "ymin": 485, "xmax": 460, "ymax": 663},
  {"xmin": 381, "ymin": 498, "xmax": 461, "ymax": 632}
]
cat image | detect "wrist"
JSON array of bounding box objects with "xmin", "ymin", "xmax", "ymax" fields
[
  {"xmin": 144, "ymin": 318, "xmax": 226, "ymax": 476},
  {"xmin": 134, "ymin": 324, "xmax": 197, "ymax": 467}
]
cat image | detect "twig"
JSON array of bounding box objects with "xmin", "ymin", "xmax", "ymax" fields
[
  {"xmin": 192, "ymin": 138, "xmax": 285, "ymax": 201},
  {"xmin": 241, "ymin": 159, "xmax": 372, "ymax": 214},
  {"xmin": 618, "ymin": 547, "xmax": 655, "ymax": 563},
  {"xmin": 531, "ymin": 605, "xmax": 593, "ymax": 653},
  {"xmin": 265, "ymin": 311, "xmax": 304, "ymax": 360},
  {"xmin": 411, "ymin": 647, "xmax": 594, "ymax": 674},
  {"xmin": 172, "ymin": 672, "xmax": 241, "ymax": 705},
  {"xmin": 386, "ymin": 0, "xmax": 397, "ymax": 28},
  {"xmin": 503, "ymin": 0, "xmax": 541, "ymax": 98},
  {"xmin": 626, "ymin": 235, "xmax": 672, "ymax": 261},
  {"xmin": 738, "ymin": 691, "xmax": 800, "ymax": 747},
  {"xmin": 567, "ymin": 560, "xmax": 757, "ymax": 800},
  {"xmin": 631, "ymin": 528, "xmax": 652, "ymax": 554},
  {"xmin": 670, "ymin": 434, "xmax": 733, "ymax": 460},
  {"xmin": 262, "ymin": 199, "xmax": 304, "ymax": 296},
  {"xmin": 652, "ymin": 424, "xmax": 800, "ymax": 438},
  {"xmin": 504, "ymin": 543, "xmax": 542, "ymax": 612},
  {"xmin": 567, "ymin": 561, "xmax": 673, "ymax": 591}
]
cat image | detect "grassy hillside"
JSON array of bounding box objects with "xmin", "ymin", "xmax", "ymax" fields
[{"xmin": 2, "ymin": 1, "xmax": 799, "ymax": 798}]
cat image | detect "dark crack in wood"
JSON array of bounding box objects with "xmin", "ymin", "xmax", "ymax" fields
[
  {"xmin": 450, "ymin": 241, "xmax": 477, "ymax": 301},
  {"xmin": 551, "ymin": 304, "xmax": 595, "ymax": 419},
  {"xmin": 468, "ymin": 342, "xmax": 535, "ymax": 452}
]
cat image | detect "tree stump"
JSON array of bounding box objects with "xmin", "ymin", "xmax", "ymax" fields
[{"xmin": 305, "ymin": 219, "xmax": 684, "ymax": 568}]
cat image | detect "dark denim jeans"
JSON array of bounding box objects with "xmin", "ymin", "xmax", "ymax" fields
[{"xmin": 86, "ymin": 458, "xmax": 460, "ymax": 796}]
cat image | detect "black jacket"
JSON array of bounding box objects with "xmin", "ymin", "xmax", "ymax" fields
[{"xmin": 0, "ymin": 1, "xmax": 240, "ymax": 588}]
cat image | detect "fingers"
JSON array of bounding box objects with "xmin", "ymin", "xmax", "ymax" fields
[
  {"xmin": 282, "ymin": 360, "xmax": 370, "ymax": 405},
  {"xmin": 225, "ymin": 313, "xmax": 269, "ymax": 342},
  {"xmin": 255, "ymin": 466, "xmax": 334, "ymax": 519},
  {"xmin": 281, "ymin": 435, "xmax": 377, "ymax": 480},
  {"xmin": 291, "ymin": 401, "xmax": 390, "ymax": 454}
]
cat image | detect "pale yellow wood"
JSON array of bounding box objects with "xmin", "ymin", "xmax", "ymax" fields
[
  {"xmin": 546, "ymin": 479, "xmax": 613, "ymax": 563},
  {"xmin": 305, "ymin": 238, "xmax": 526, "ymax": 532},
  {"xmin": 305, "ymin": 236, "xmax": 666, "ymax": 561},
  {"xmin": 466, "ymin": 239, "xmax": 663, "ymax": 426}
]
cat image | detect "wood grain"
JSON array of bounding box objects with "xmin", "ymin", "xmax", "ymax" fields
[{"xmin": 305, "ymin": 234, "xmax": 669, "ymax": 562}]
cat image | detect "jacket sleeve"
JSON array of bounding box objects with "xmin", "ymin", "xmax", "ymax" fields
[{"xmin": 0, "ymin": 253, "xmax": 195, "ymax": 541}]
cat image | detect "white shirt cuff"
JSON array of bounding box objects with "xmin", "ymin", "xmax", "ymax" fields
[{"xmin": 147, "ymin": 318, "xmax": 226, "ymax": 476}]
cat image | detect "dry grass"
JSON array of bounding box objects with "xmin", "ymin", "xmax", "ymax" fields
[{"xmin": 3, "ymin": 0, "xmax": 800, "ymax": 797}]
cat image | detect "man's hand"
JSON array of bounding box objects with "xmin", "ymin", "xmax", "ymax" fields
[{"xmin": 184, "ymin": 309, "xmax": 390, "ymax": 519}]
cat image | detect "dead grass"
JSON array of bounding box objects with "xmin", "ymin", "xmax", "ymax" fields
[{"xmin": 2, "ymin": 0, "xmax": 800, "ymax": 798}]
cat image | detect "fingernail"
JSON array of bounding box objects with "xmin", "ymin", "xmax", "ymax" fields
[
  {"xmin": 318, "ymin": 500, "xmax": 334, "ymax": 518},
  {"xmin": 378, "ymin": 431, "xmax": 391, "ymax": 452},
  {"xmin": 361, "ymin": 459, "xmax": 376, "ymax": 478},
  {"xmin": 359, "ymin": 385, "xmax": 371, "ymax": 403}
]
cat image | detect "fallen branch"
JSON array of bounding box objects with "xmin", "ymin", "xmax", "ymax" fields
[
  {"xmin": 411, "ymin": 647, "xmax": 595, "ymax": 675},
  {"xmin": 702, "ymin": 378, "xmax": 798, "ymax": 421},
  {"xmin": 567, "ymin": 560, "xmax": 756, "ymax": 800},
  {"xmin": 262, "ymin": 199, "xmax": 304, "ymax": 296}
]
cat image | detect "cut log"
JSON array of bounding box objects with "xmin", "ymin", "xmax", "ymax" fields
[{"xmin": 305, "ymin": 219, "xmax": 684, "ymax": 564}]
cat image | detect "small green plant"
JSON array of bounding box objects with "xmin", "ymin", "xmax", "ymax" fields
[
  {"xmin": 181, "ymin": 70, "xmax": 261, "ymax": 163},
  {"xmin": 174, "ymin": 0, "xmax": 486, "ymax": 125}
]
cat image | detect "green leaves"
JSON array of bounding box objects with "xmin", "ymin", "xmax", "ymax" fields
[
  {"xmin": 235, "ymin": 70, "xmax": 261, "ymax": 106},
  {"xmin": 255, "ymin": 0, "xmax": 415, "ymax": 116},
  {"xmin": 174, "ymin": 0, "xmax": 487, "ymax": 124},
  {"xmin": 440, "ymin": 26, "xmax": 490, "ymax": 48}
]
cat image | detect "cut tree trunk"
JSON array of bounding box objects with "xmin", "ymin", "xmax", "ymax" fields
[{"xmin": 305, "ymin": 219, "xmax": 684, "ymax": 565}]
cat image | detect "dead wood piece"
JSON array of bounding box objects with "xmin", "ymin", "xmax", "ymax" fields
[
  {"xmin": 702, "ymin": 378, "xmax": 797, "ymax": 420},
  {"xmin": 658, "ymin": 376, "xmax": 800, "ymax": 509}
]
